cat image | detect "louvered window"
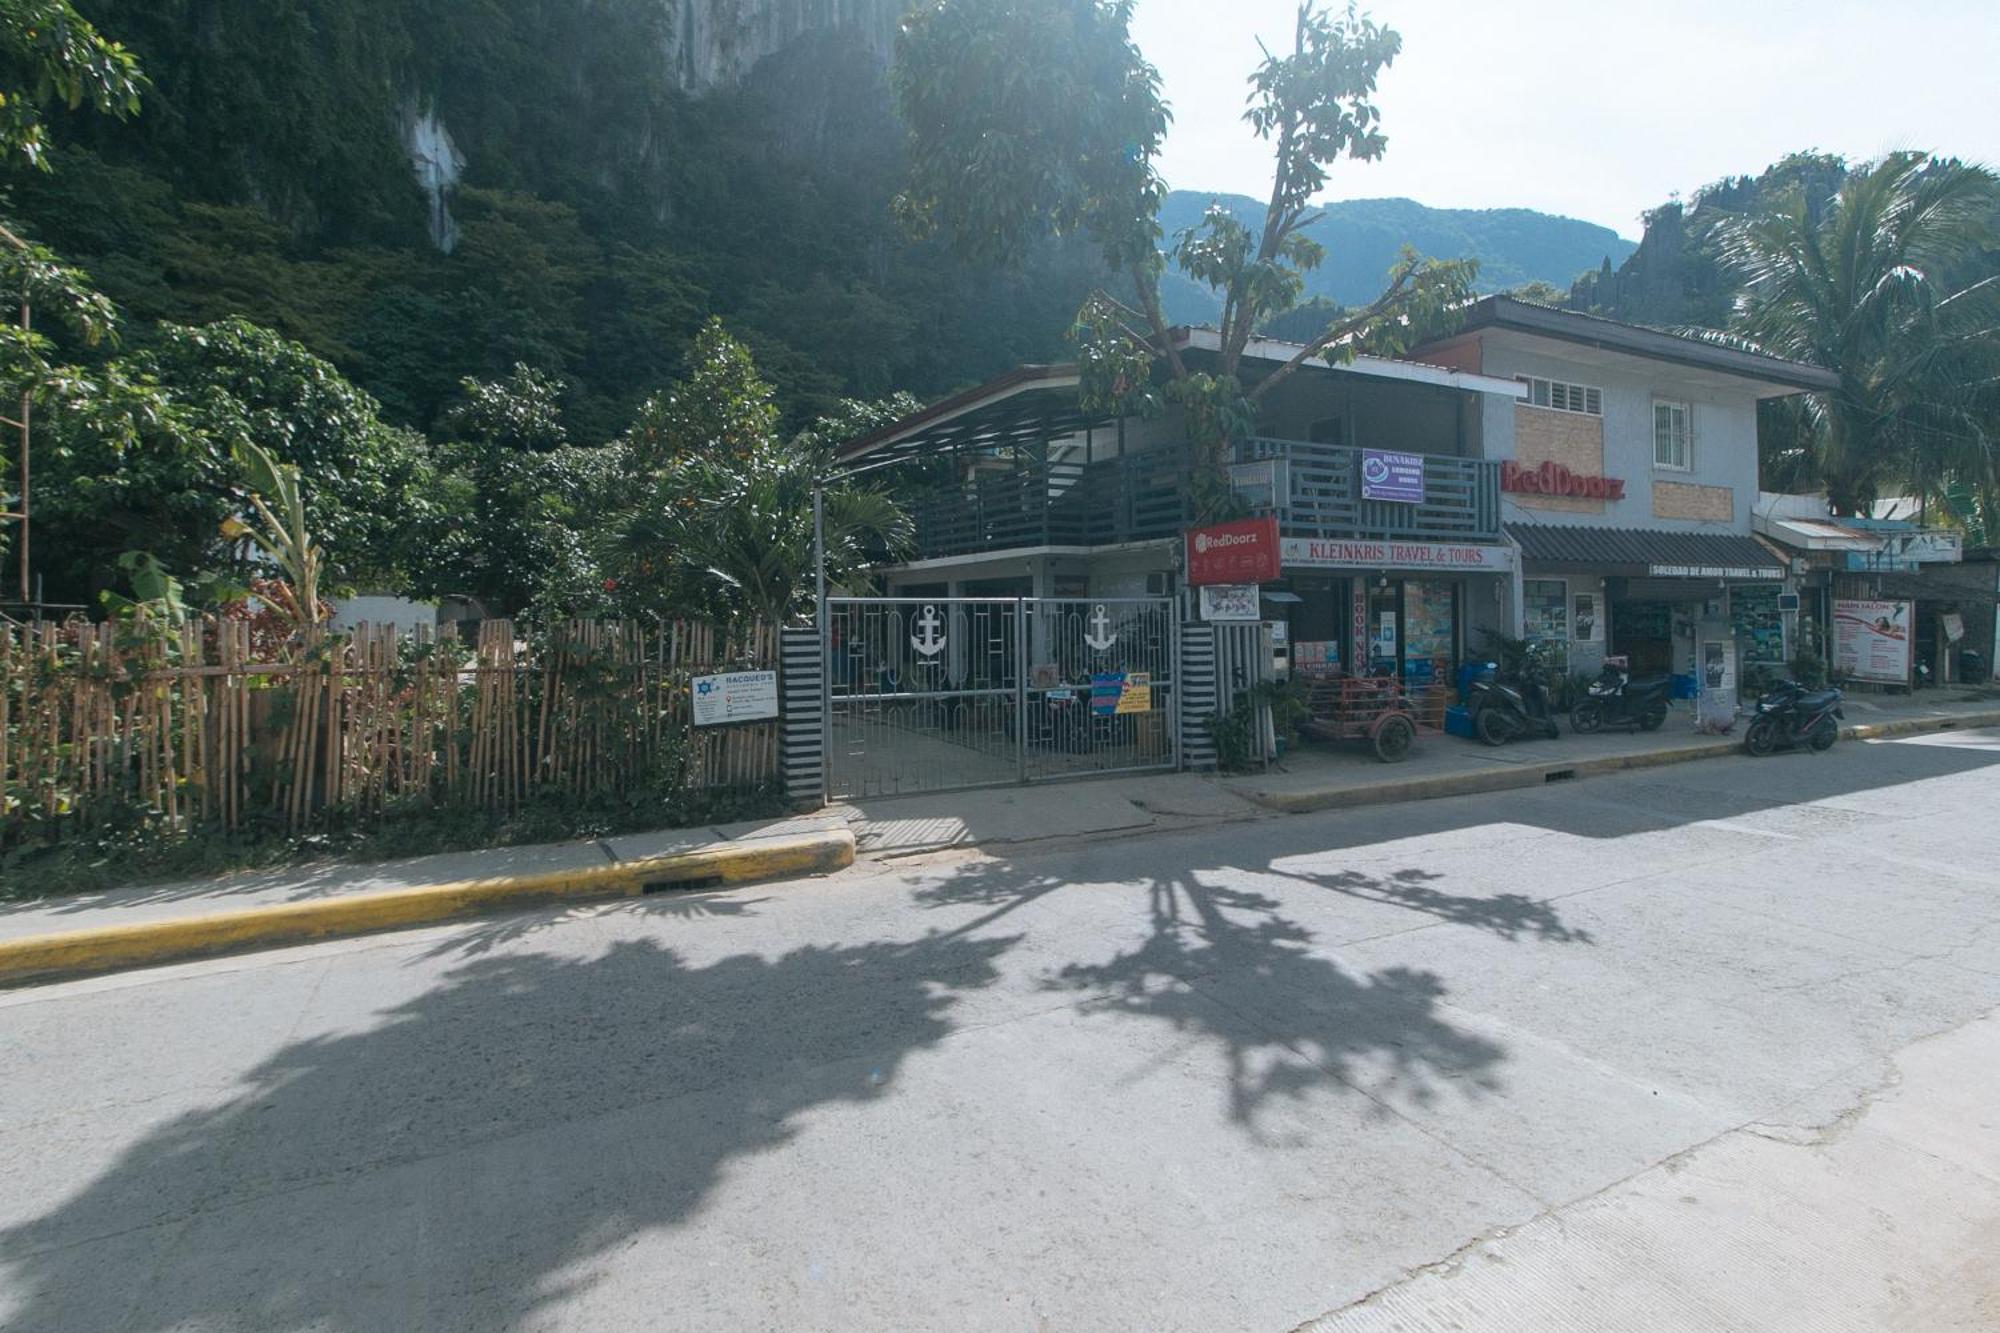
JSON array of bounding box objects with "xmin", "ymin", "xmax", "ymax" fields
[{"xmin": 1516, "ymin": 376, "xmax": 1601, "ymax": 416}]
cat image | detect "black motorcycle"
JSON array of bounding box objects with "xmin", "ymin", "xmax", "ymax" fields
[
  {"xmin": 1467, "ymin": 666, "xmax": 1561, "ymax": 746},
  {"xmin": 1743, "ymin": 679, "xmax": 1845, "ymax": 756},
  {"xmin": 1570, "ymin": 663, "xmax": 1672, "ymax": 734}
]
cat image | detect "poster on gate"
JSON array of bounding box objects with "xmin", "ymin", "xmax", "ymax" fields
[
  {"xmin": 1833, "ymin": 599, "xmax": 1912, "ymax": 684},
  {"xmin": 1089, "ymin": 672, "xmax": 1127, "ymax": 716}
]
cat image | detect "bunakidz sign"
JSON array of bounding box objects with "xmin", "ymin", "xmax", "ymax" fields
[
  {"xmin": 691, "ymin": 669, "xmax": 779, "ymax": 726},
  {"xmin": 1361, "ymin": 449, "xmax": 1426, "ymax": 504},
  {"xmin": 1185, "ymin": 516, "xmax": 1281, "ymax": 586},
  {"xmin": 1279, "ymin": 537, "xmax": 1516, "ymax": 572},
  {"xmin": 1501, "ymin": 460, "xmax": 1625, "ymax": 501},
  {"xmin": 1833, "ymin": 599, "xmax": 1913, "ymax": 685}
]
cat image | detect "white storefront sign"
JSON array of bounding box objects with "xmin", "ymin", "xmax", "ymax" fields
[
  {"xmin": 1198, "ymin": 584, "xmax": 1261, "ymax": 621},
  {"xmin": 1279, "ymin": 537, "xmax": 1515, "ymax": 572},
  {"xmin": 1648, "ymin": 563, "xmax": 1783, "ymax": 580},
  {"xmin": 691, "ymin": 670, "xmax": 780, "ymax": 726}
]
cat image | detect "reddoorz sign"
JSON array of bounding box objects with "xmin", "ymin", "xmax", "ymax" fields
[
  {"xmin": 1185, "ymin": 516, "xmax": 1281, "ymax": 586},
  {"xmin": 1501, "ymin": 460, "xmax": 1626, "ymax": 501}
]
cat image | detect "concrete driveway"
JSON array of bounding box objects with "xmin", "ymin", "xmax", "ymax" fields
[{"xmin": 5, "ymin": 729, "xmax": 2000, "ymax": 1330}]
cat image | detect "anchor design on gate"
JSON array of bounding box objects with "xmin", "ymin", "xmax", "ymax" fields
[
  {"xmin": 1083, "ymin": 603, "xmax": 1119, "ymax": 653},
  {"xmin": 911, "ymin": 604, "xmax": 947, "ymax": 657}
]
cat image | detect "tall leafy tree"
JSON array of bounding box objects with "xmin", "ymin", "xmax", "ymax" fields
[
  {"xmin": 1718, "ymin": 152, "xmax": 2000, "ymax": 517},
  {"xmin": 0, "ymin": 0, "xmax": 143, "ymax": 170},
  {"xmin": 31, "ymin": 315, "xmax": 434, "ymax": 603},
  {"xmin": 426, "ymin": 364, "xmax": 610, "ymax": 617},
  {"xmin": 893, "ymin": 0, "xmax": 1475, "ymax": 516},
  {"xmin": 609, "ymin": 325, "xmax": 911, "ymax": 623}
]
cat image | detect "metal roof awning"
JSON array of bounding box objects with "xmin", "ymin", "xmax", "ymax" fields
[
  {"xmin": 1753, "ymin": 513, "xmax": 1885, "ymax": 554},
  {"xmin": 1509, "ymin": 523, "xmax": 1786, "ymax": 579},
  {"xmin": 837, "ymin": 368, "xmax": 1098, "ymax": 465}
]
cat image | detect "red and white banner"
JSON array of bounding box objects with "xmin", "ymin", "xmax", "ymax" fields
[
  {"xmin": 1280, "ymin": 537, "xmax": 1515, "ymax": 572},
  {"xmin": 1185, "ymin": 517, "xmax": 1281, "ymax": 586}
]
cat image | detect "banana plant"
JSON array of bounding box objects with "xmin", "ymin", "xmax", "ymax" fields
[{"xmin": 230, "ymin": 438, "xmax": 325, "ymax": 632}]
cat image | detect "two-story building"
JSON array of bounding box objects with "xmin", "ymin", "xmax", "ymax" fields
[
  {"xmin": 837, "ymin": 326, "xmax": 1525, "ymax": 695},
  {"xmin": 1412, "ymin": 297, "xmax": 1839, "ymax": 691},
  {"xmin": 841, "ymin": 300, "xmax": 1838, "ymax": 701}
]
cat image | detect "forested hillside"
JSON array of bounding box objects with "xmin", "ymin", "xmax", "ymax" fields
[
  {"xmin": 1564, "ymin": 153, "xmax": 1852, "ymax": 327},
  {"xmin": 11, "ymin": 0, "xmax": 1650, "ymax": 443},
  {"xmin": 11, "ymin": 0, "xmax": 1104, "ymax": 440},
  {"xmin": 1157, "ymin": 191, "xmax": 1634, "ymax": 324}
]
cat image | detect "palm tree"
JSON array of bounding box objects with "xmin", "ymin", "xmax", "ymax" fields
[{"xmin": 1719, "ymin": 153, "xmax": 2000, "ymax": 517}]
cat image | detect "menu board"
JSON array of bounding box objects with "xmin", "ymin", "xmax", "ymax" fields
[{"xmin": 1833, "ymin": 599, "xmax": 1912, "ymax": 684}]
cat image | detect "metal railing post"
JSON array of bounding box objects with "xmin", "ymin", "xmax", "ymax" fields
[{"xmin": 1015, "ymin": 599, "xmax": 1029, "ymax": 784}]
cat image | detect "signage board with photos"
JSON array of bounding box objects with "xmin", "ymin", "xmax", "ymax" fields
[
  {"xmin": 1833, "ymin": 598, "xmax": 1913, "ymax": 684},
  {"xmin": 1572, "ymin": 591, "xmax": 1601, "ymax": 644}
]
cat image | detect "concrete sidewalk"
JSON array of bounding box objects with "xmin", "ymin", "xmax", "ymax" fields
[
  {"xmin": 3, "ymin": 689, "xmax": 1995, "ymax": 983},
  {"xmin": 1225, "ymin": 690, "xmax": 2000, "ymax": 813}
]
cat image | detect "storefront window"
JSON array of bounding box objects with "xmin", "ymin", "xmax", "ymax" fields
[
  {"xmin": 1731, "ymin": 583, "xmax": 1786, "ymax": 684},
  {"xmin": 1402, "ymin": 580, "xmax": 1457, "ymax": 692},
  {"xmin": 1523, "ymin": 578, "xmax": 1570, "ymax": 671}
]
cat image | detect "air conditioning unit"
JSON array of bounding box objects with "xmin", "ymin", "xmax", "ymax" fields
[{"xmin": 1145, "ymin": 571, "xmax": 1172, "ymax": 596}]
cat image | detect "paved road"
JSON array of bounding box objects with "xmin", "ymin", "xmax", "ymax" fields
[{"xmin": 6, "ymin": 730, "xmax": 2000, "ymax": 1331}]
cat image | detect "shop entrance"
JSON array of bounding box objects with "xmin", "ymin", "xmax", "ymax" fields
[
  {"xmin": 1361, "ymin": 578, "xmax": 1460, "ymax": 698},
  {"xmin": 1611, "ymin": 600, "xmax": 1676, "ymax": 677}
]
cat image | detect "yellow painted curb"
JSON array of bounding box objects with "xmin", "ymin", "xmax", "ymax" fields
[
  {"xmin": 0, "ymin": 829, "xmax": 855, "ymax": 987},
  {"xmin": 1843, "ymin": 708, "xmax": 2000, "ymax": 742}
]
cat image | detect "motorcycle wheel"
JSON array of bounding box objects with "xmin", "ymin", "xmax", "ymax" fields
[
  {"xmin": 1373, "ymin": 712, "xmax": 1416, "ymax": 763},
  {"xmin": 1638, "ymin": 704, "xmax": 1668, "ymax": 732},
  {"xmin": 1476, "ymin": 707, "xmax": 1516, "ymax": 747},
  {"xmin": 1808, "ymin": 718, "xmax": 1839, "ymax": 752},
  {"xmin": 1570, "ymin": 699, "xmax": 1605, "ymax": 734},
  {"xmin": 1744, "ymin": 716, "xmax": 1779, "ymax": 757}
]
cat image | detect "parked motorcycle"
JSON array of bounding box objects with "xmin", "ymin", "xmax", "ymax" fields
[
  {"xmin": 1467, "ymin": 665, "xmax": 1561, "ymax": 745},
  {"xmin": 1742, "ymin": 679, "xmax": 1845, "ymax": 756},
  {"xmin": 1570, "ymin": 663, "xmax": 1672, "ymax": 734}
]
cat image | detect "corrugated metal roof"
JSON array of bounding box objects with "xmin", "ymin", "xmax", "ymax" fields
[
  {"xmin": 1754, "ymin": 514, "xmax": 1884, "ymax": 553},
  {"xmin": 1509, "ymin": 523, "xmax": 1785, "ymax": 575}
]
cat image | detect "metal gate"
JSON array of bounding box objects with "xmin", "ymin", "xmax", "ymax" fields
[{"xmin": 825, "ymin": 596, "xmax": 1177, "ymax": 799}]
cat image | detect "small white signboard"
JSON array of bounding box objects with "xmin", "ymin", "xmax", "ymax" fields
[
  {"xmin": 1198, "ymin": 584, "xmax": 1261, "ymax": 622},
  {"xmin": 691, "ymin": 670, "xmax": 779, "ymax": 726}
]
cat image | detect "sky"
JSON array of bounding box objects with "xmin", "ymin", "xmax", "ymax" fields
[{"xmin": 1130, "ymin": 0, "xmax": 2000, "ymax": 240}]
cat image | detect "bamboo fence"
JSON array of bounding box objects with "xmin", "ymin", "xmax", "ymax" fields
[{"xmin": 1, "ymin": 615, "xmax": 780, "ymax": 848}]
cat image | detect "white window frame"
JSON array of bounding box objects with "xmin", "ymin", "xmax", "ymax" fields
[
  {"xmin": 1516, "ymin": 376, "xmax": 1602, "ymax": 417},
  {"xmin": 1653, "ymin": 399, "xmax": 1693, "ymax": 472}
]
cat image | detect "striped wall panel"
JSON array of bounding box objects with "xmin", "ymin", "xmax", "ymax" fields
[
  {"xmin": 780, "ymin": 626, "xmax": 824, "ymax": 806},
  {"xmin": 1178, "ymin": 624, "xmax": 1218, "ymax": 770}
]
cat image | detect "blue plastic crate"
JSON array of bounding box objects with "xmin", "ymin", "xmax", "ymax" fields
[{"xmin": 1669, "ymin": 672, "xmax": 1698, "ymax": 700}]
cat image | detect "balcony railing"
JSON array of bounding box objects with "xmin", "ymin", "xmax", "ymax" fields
[
  {"xmin": 1240, "ymin": 437, "xmax": 1501, "ymax": 542},
  {"xmin": 902, "ymin": 436, "xmax": 1500, "ymax": 560},
  {"xmin": 908, "ymin": 448, "xmax": 1193, "ymax": 559}
]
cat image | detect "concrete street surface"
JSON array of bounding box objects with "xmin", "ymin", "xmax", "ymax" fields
[{"xmin": 6, "ymin": 728, "xmax": 2000, "ymax": 1330}]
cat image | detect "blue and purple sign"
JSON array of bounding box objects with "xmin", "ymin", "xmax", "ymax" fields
[{"xmin": 1360, "ymin": 449, "xmax": 1426, "ymax": 504}]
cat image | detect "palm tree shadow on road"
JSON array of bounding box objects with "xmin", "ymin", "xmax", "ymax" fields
[{"xmin": 913, "ymin": 850, "xmax": 1596, "ymax": 1131}]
